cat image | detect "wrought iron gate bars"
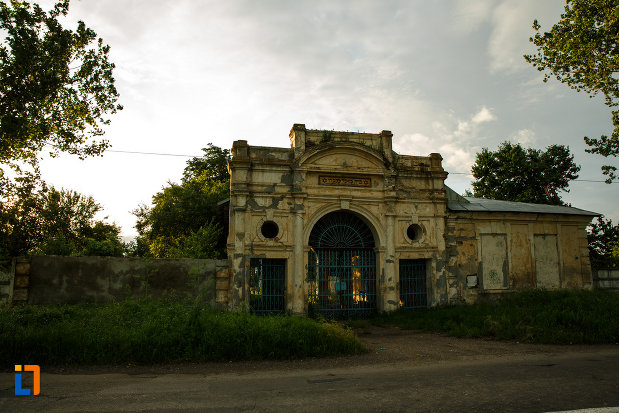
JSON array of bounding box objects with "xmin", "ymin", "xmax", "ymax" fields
[
  {"xmin": 307, "ymin": 247, "xmax": 377, "ymax": 318},
  {"xmin": 249, "ymin": 258, "xmax": 286, "ymax": 314},
  {"xmin": 399, "ymin": 259, "xmax": 427, "ymax": 309}
]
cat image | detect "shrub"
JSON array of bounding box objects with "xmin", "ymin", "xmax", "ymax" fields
[
  {"xmin": 0, "ymin": 299, "xmax": 365, "ymax": 365},
  {"xmin": 373, "ymin": 289, "xmax": 619, "ymax": 344}
]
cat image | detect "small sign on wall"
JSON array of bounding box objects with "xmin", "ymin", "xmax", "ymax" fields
[{"xmin": 319, "ymin": 175, "xmax": 371, "ymax": 187}]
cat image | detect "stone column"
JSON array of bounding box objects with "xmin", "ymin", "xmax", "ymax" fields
[
  {"xmin": 289, "ymin": 124, "xmax": 306, "ymax": 158},
  {"xmin": 228, "ymin": 140, "xmax": 250, "ymax": 310},
  {"xmin": 382, "ymin": 213, "xmax": 398, "ymax": 312},
  {"xmin": 230, "ymin": 195, "xmax": 247, "ymax": 309},
  {"xmin": 380, "ymin": 130, "xmax": 393, "ymax": 164},
  {"xmin": 290, "ymin": 209, "xmax": 305, "ymax": 314}
]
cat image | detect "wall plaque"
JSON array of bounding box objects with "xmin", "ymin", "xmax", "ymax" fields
[{"xmin": 319, "ymin": 175, "xmax": 371, "ymax": 187}]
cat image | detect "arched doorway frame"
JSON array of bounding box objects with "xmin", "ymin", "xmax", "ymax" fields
[
  {"xmin": 303, "ymin": 204, "xmax": 385, "ymax": 317},
  {"xmin": 303, "ymin": 204, "xmax": 385, "ymax": 248}
]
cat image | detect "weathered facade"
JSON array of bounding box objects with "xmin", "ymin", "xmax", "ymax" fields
[{"xmin": 226, "ymin": 124, "xmax": 598, "ymax": 316}]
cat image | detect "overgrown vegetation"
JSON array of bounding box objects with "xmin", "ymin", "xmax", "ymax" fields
[
  {"xmin": 588, "ymin": 216, "xmax": 619, "ymax": 269},
  {"xmin": 371, "ymin": 290, "xmax": 619, "ymax": 344},
  {"xmin": 525, "ymin": 0, "xmax": 619, "ymax": 183},
  {"xmin": 132, "ymin": 144, "xmax": 230, "ymax": 259},
  {"xmin": 0, "ymin": 299, "xmax": 365, "ymax": 365},
  {"xmin": 0, "ymin": 175, "xmax": 124, "ymax": 268},
  {"xmin": 0, "ymin": 0, "xmax": 122, "ymax": 172},
  {"xmin": 470, "ymin": 141, "xmax": 580, "ymax": 205}
]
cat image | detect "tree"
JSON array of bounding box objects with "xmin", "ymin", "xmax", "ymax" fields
[
  {"xmin": 587, "ymin": 216, "xmax": 619, "ymax": 269},
  {"xmin": 470, "ymin": 141, "xmax": 580, "ymax": 204},
  {"xmin": 0, "ymin": 0, "xmax": 121, "ymax": 172},
  {"xmin": 0, "ymin": 176, "xmax": 123, "ymax": 265},
  {"xmin": 181, "ymin": 143, "xmax": 231, "ymax": 184},
  {"xmin": 133, "ymin": 145, "xmax": 230, "ymax": 258},
  {"xmin": 524, "ymin": 0, "xmax": 619, "ymax": 182}
]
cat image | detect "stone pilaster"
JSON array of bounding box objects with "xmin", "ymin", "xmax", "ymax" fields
[
  {"xmin": 382, "ymin": 213, "xmax": 398, "ymax": 312},
  {"xmin": 291, "ymin": 209, "xmax": 305, "ymax": 314}
]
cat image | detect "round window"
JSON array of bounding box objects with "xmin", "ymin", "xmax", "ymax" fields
[
  {"xmin": 406, "ymin": 224, "xmax": 422, "ymax": 242},
  {"xmin": 261, "ymin": 221, "xmax": 279, "ymax": 239}
]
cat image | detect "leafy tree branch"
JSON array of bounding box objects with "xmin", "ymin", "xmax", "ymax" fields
[
  {"xmin": 470, "ymin": 141, "xmax": 580, "ymax": 205},
  {"xmin": 0, "ymin": 0, "xmax": 122, "ymax": 171},
  {"xmin": 525, "ymin": 0, "xmax": 619, "ymax": 182}
]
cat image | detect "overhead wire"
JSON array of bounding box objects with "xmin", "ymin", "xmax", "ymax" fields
[
  {"xmin": 445, "ymin": 171, "xmax": 616, "ymax": 183},
  {"xmin": 102, "ymin": 148, "xmax": 618, "ymax": 183}
]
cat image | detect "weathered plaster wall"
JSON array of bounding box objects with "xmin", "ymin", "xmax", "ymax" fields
[
  {"xmin": 228, "ymin": 124, "xmax": 450, "ymax": 314},
  {"xmin": 228, "ymin": 124, "xmax": 597, "ymax": 314},
  {"xmin": 445, "ymin": 212, "xmax": 593, "ymax": 303},
  {"xmin": 8, "ymin": 255, "xmax": 230, "ymax": 306}
]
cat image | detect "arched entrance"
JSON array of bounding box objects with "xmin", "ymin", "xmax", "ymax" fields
[{"xmin": 307, "ymin": 211, "xmax": 377, "ymax": 318}]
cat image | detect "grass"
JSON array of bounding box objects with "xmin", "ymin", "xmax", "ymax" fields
[
  {"xmin": 3, "ymin": 290, "xmax": 615, "ymax": 366},
  {"xmin": 371, "ymin": 289, "xmax": 619, "ymax": 344},
  {"xmin": 0, "ymin": 299, "xmax": 365, "ymax": 365}
]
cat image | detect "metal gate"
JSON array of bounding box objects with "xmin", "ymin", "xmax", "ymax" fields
[
  {"xmin": 399, "ymin": 259, "xmax": 427, "ymax": 309},
  {"xmin": 307, "ymin": 211, "xmax": 376, "ymax": 318},
  {"xmin": 249, "ymin": 258, "xmax": 286, "ymax": 314}
]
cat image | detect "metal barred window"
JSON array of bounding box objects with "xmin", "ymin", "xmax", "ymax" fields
[
  {"xmin": 249, "ymin": 258, "xmax": 286, "ymax": 314},
  {"xmin": 307, "ymin": 211, "xmax": 377, "ymax": 318},
  {"xmin": 399, "ymin": 259, "xmax": 427, "ymax": 309}
]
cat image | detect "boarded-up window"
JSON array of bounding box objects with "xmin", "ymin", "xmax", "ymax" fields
[
  {"xmin": 534, "ymin": 234, "xmax": 560, "ymax": 289},
  {"xmin": 510, "ymin": 224, "xmax": 534, "ymax": 288},
  {"xmin": 560, "ymin": 226, "xmax": 581, "ymax": 288},
  {"xmin": 480, "ymin": 234, "xmax": 508, "ymax": 290}
]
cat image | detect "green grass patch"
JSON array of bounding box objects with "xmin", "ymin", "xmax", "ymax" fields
[
  {"xmin": 0, "ymin": 299, "xmax": 365, "ymax": 365},
  {"xmin": 373, "ymin": 289, "xmax": 619, "ymax": 344}
]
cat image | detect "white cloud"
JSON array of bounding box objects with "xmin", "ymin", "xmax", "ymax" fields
[
  {"xmin": 488, "ymin": 0, "xmax": 564, "ymax": 74},
  {"xmin": 452, "ymin": 0, "xmax": 495, "ymax": 33},
  {"xmin": 25, "ymin": 0, "xmax": 618, "ymax": 233},
  {"xmin": 394, "ymin": 132, "xmax": 477, "ymax": 175},
  {"xmin": 393, "ymin": 107, "xmax": 497, "ymax": 175},
  {"xmin": 453, "ymin": 107, "xmax": 496, "ymax": 138},
  {"xmin": 514, "ymin": 128, "xmax": 535, "ymax": 146},
  {"xmin": 472, "ymin": 106, "xmax": 497, "ymax": 124}
]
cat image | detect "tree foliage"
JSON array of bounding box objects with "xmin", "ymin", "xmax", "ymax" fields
[
  {"xmin": 524, "ymin": 0, "xmax": 619, "ymax": 182},
  {"xmin": 182, "ymin": 143, "xmax": 230, "ymax": 184},
  {"xmin": 587, "ymin": 216, "xmax": 619, "ymax": 269},
  {"xmin": 0, "ymin": 175, "xmax": 123, "ymax": 265},
  {"xmin": 470, "ymin": 141, "xmax": 580, "ymax": 204},
  {"xmin": 0, "ymin": 0, "xmax": 121, "ymax": 171},
  {"xmin": 134, "ymin": 145, "xmax": 230, "ymax": 258}
]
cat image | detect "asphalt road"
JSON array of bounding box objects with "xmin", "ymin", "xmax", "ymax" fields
[{"xmin": 2, "ymin": 349, "xmax": 619, "ymax": 412}]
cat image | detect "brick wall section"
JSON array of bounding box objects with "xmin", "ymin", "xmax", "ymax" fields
[
  {"xmin": 13, "ymin": 258, "xmax": 30, "ymax": 302},
  {"xmin": 8, "ymin": 255, "xmax": 231, "ymax": 307},
  {"xmin": 215, "ymin": 267, "xmax": 232, "ymax": 308},
  {"xmin": 0, "ymin": 260, "xmax": 15, "ymax": 305}
]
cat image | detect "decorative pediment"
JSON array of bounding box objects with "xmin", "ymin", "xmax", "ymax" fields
[{"xmin": 297, "ymin": 144, "xmax": 387, "ymax": 171}]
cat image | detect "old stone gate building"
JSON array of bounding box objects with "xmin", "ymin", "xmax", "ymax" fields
[{"xmin": 226, "ymin": 124, "xmax": 598, "ymax": 317}]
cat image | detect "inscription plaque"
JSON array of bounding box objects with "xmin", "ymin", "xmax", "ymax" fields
[{"xmin": 318, "ymin": 175, "xmax": 371, "ymax": 187}]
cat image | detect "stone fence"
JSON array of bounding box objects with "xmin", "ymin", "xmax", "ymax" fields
[
  {"xmin": 1, "ymin": 255, "xmax": 231, "ymax": 307},
  {"xmin": 593, "ymin": 269, "xmax": 619, "ymax": 291}
]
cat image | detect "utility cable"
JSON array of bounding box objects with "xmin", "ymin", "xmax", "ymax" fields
[{"xmin": 102, "ymin": 148, "xmax": 619, "ymax": 183}]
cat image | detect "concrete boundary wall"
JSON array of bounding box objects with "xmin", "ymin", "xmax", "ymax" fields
[
  {"xmin": 6, "ymin": 255, "xmax": 232, "ymax": 307},
  {"xmin": 0, "ymin": 261, "xmax": 14, "ymax": 305},
  {"xmin": 593, "ymin": 269, "xmax": 619, "ymax": 291}
]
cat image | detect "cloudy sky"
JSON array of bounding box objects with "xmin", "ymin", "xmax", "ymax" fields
[{"xmin": 37, "ymin": 0, "xmax": 618, "ymax": 236}]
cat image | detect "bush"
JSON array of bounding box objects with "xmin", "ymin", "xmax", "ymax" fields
[
  {"xmin": 373, "ymin": 289, "xmax": 619, "ymax": 344},
  {"xmin": 0, "ymin": 299, "xmax": 365, "ymax": 365}
]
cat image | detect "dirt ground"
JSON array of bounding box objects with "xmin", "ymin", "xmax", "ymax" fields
[
  {"xmin": 4, "ymin": 327, "xmax": 618, "ymax": 412},
  {"xmin": 43, "ymin": 325, "xmax": 619, "ymax": 375}
]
